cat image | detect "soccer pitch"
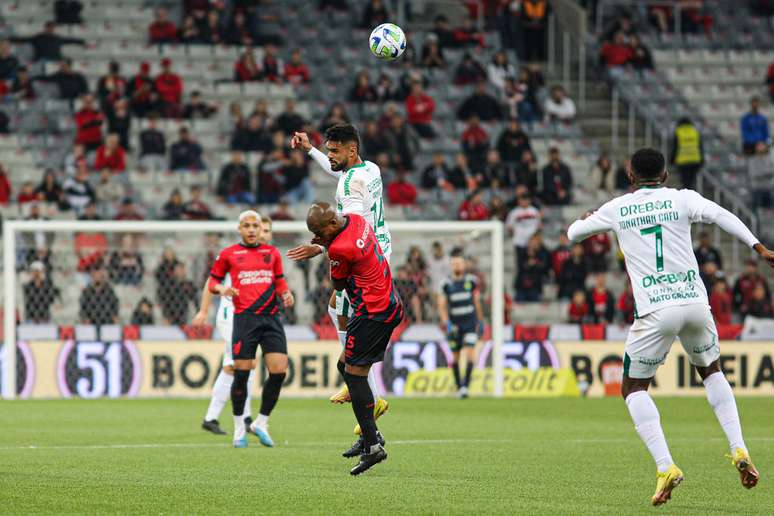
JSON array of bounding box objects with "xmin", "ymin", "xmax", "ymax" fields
[{"xmin": 1, "ymin": 397, "xmax": 771, "ymax": 514}]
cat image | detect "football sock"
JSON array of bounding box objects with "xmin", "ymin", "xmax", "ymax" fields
[
  {"xmin": 254, "ymin": 413, "xmax": 269, "ymax": 428},
  {"xmin": 205, "ymin": 370, "xmax": 232, "ymax": 421},
  {"xmin": 464, "ymin": 362, "xmax": 473, "ymax": 388},
  {"xmin": 625, "ymin": 391, "xmax": 673, "ymax": 473},
  {"xmin": 703, "ymin": 371, "xmax": 747, "ymax": 454},
  {"xmin": 367, "ymin": 366, "xmax": 381, "ymax": 402},
  {"xmin": 244, "ymin": 369, "xmax": 255, "ymax": 420},
  {"xmin": 337, "ymin": 330, "xmax": 347, "ymax": 349},
  {"xmin": 231, "ymin": 369, "xmax": 250, "ymax": 441},
  {"xmin": 259, "ymin": 372, "xmax": 286, "ymax": 417},
  {"xmin": 345, "ymin": 372, "xmax": 378, "ymax": 448},
  {"xmin": 452, "ymin": 362, "xmax": 462, "ymax": 388}
]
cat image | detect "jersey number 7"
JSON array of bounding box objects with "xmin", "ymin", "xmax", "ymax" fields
[{"xmin": 640, "ymin": 224, "xmax": 664, "ymax": 272}]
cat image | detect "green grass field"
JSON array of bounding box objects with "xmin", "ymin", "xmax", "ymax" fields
[{"xmin": 0, "ymin": 397, "xmax": 771, "ymax": 514}]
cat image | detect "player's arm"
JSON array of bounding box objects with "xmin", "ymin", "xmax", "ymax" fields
[
  {"xmin": 437, "ymin": 290, "xmax": 449, "ymax": 327},
  {"xmin": 683, "ymin": 190, "xmax": 774, "ymax": 267},
  {"xmin": 567, "ymin": 201, "xmax": 616, "ymax": 244},
  {"xmin": 191, "ymin": 281, "xmax": 214, "ymax": 326},
  {"xmin": 329, "ymin": 248, "xmax": 351, "ymax": 292},
  {"xmin": 207, "ymin": 251, "xmax": 239, "ymax": 297},
  {"xmin": 287, "ymin": 235, "xmax": 326, "ymax": 261},
  {"xmin": 272, "ymin": 247, "xmax": 294, "ymax": 307},
  {"xmin": 290, "ymin": 131, "xmax": 342, "ymax": 178}
]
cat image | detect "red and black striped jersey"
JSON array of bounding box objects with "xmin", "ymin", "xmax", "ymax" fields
[
  {"xmin": 329, "ymin": 214, "xmax": 402, "ymax": 322},
  {"xmin": 209, "ymin": 243, "xmax": 288, "ymax": 315}
]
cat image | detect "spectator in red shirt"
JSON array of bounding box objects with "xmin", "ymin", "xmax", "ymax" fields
[
  {"xmin": 17, "ymin": 182, "xmax": 36, "ymax": 205},
  {"xmin": 600, "ymin": 32, "xmax": 633, "ymax": 78},
  {"xmin": 127, "ymin": 62, "xmax": 159, "ymax": 117},
  {"xmin": 748, "ymin": 284, "xmax": 774, "ymax": 319},
  {"xmin": 733, "ymin": 259, "xmax": 771, "ymax": 317},
  {"xmin": 182, "ymin": 185, "xmax": 214, "ymax": 220},
  {"xmin": 234, "ymin": 48, "xmax": 261, "ymax": 82},
  {"xmin": 551, "ymin": 233, "xmax": 571, "ymax": 279},
  {"xmin": 261, "ymin": 45, "xmax": 284, "ymax": 83},
  {"xmin": 458, "ymin": 189, "xmax": 490, "ymax": 220},
  {"xmin": 766, "ymin": 61, "xmax": 774, "ymax": 103},
  {"xmin": 94, "ymin": 133, "xmax": 126, "ymax": 173},
  {"xmin": 387, "ymin": 168, "xmax": 417, "ymax": 206},
  {"xmin": 618, "ymin": 282, "xmax": 636, "ymax": 324},
  {"xmin": 405, "ymin": 81, "xmax": 436, "ymax": 138},
  {"xmin": 586, "ymin": 273, "xmax": 615, "ymax": 324},
  {"xmin": 568, "ymin": 290, "xmax": 590, "ymax": 323},
  {"xmin": 349, "ymin": 70, "xmax": 377, "ymax": 103},
  {"xmin": 461, "ymin": 115, "xmax": 489, "ymax": 165},
  {"xmin": 155, "ymin": 58, "xmax": 183, "ymax": 118},
  {"xmin": 114, "ymin": 198, "xmax": 144, "ymax": 221},
  {"xmin": 0, "ymin": 162, "xmax": 10, "ymax": 205},
  {"xmin": 583, "ymin": 231, "xmax": 611, "ymax": 273},
  {"xmin": 149, "ymin": 7, "xmax": 178, "ymax": 44},
  {"xmin": 74, "ymin": 94, "xmax": 104, "ymax": 151},
  {"xmin": 452, "ymin": 17, "xmax": 486, "ymax": 48},
  {"xmin": 710, "ymin": 280, "xmax": 733, "ymax": 325},
  {"xmin": 283, "ymin": 49, "xmax": 310, "ymax": 85}
]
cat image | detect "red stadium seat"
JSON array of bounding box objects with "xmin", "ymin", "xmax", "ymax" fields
[{"xmin": 581, "ymin": 324, "xmax": 606, "ymax": 340}]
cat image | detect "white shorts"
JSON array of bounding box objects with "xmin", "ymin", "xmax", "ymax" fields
[
  {"xmin": 624, "ymin": 304, "xmax": 719, "ymax": 379},
  {"xmin": 336, "ymin": 252, "xmax": 391, "ymax": 318},
  {"xmin": 215, "ymin": 304, "xmax": 234, "ymax": 368}
]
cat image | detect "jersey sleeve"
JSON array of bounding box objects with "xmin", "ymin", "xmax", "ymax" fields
[
  {"xmin": 209, "ymin": 249, "xmax": 229, "ymax": 280},
  {"xmin": 339, "ymin": 177, "xmax": 367, "ymax": 216},
  {"xmin": 328, "ymin": 245, "xmax": 352, "ymax": 281},
  {"xmin": 567, "ymin": 200, "xmax": 616, "ymax": 243},
  {"xmin": 272, "ymin": 247, "xmax": 289, "ymax": 294},
  {"xmin": 681, "ymin": 190, "xmax": 760, "ymax": 248},
  {"xmin": 308, "ymin": 147, "xmax": 342, "ymax": 178}
]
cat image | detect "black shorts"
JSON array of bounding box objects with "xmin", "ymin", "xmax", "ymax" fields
[
  {"xmin": 232, "ymin": 312, "xmax": 287, "ymax": 360},
  {"xmin": 448, "ymin": 323, "xmax": 478, "ymax": 352},
  {"xmin": 345, "ymin": 315, "xmax": 401, "ymax": 366}
]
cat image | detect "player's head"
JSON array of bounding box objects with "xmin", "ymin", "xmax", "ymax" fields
[
  {"xmin": 324, "ymin": 123, "xmax": 360, "ymax": 172},
  {"xmin": 237, "ymin": 210, "xmax": 262, "ymax": 246},
  {"xmin": 450, "ymin": 247, "xmax": 466, "ymax": 277},
  {"xmin": 259, "ymin": 215, "xmax": 273, "ymax": 243},
  {"xmin": 628, "ymin": 147, "xmax": 667, "ymax": 186},
  {"xmin": 306, "ymin": 202, "xmax": 344, "ymax": 246}
]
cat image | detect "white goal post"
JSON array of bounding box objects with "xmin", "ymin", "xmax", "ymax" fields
[{"xmin": 2, "ymin": 219, "xmax": 504, "ymax": 399}]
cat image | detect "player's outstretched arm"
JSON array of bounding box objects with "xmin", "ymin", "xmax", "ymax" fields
[
  {"xmin": 287, "ymin": 243, "xmax": 324, "ymax": 261},
  {"xmin": 567, "ymin": 205, "xmax": 614, "ymax": 244},
  {"xmin": 291, "ymin": 131, "xmax": 342, "ymax": 178},
  {"xmin": 753, "ymin": 243, "xmax": 774, "ymax": 268}
]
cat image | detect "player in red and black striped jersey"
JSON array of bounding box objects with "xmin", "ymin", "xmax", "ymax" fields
[
  {"xmin": 306, "ymin": 202, "xmax": 403, "ymax": 475},
  {"xmin": 208, "ymin": 210, "xmax": 294, "ymax": 448}
]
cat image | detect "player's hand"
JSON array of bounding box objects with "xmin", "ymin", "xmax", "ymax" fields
[
  {"xmin": 287, "ymin": 244, "xmax": 323, "ymax": 261},
  {"xmin": 221, "ymin": 286, "xmax": 239, "ymax": 298},
  {"xmin": 290, "ymin": 132, "xmax": 312, "ymax": 152},
  {"xmin": 281, "ymin": 290, "xmax": 295, "ymax": 308},
  {"xmin": 191, "ymin": 310, "xmax": 208, "ymax": 327},
  {"xmin": 580, "ymin": 211, "xmax": 594, "ymax": 220},
  {"xmin": 754, "ymin": 243, "xmax": 774, "ymax": 268}
]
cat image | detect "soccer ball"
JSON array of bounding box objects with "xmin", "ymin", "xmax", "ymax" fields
[{"xmin": 369, "ymin": 23, "xmax": 406, "ymax": 61}]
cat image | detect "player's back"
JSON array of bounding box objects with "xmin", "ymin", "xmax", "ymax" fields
[
  {"xmin": 329, "ymin": 213, "xmax": 401, "ymax": 321},
  {"xmin": 575, "ymin": 187, "xmax": 709, "ymax": 318},
  {"xmin": 335, "ymin": 160, "xmax": 392, "ymax": 258}
]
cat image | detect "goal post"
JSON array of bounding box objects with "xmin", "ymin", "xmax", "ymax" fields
[{"xmin": 2, "ymin": 219, "xmax": 504, "ymax": 399}]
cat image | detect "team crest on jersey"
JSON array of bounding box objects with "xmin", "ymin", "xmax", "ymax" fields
[
  {"xmin": 263, "ymin": 254, "xmax": 272, "ymax": 263},
  {"xmin": 356, "ymin": 239, "xmax": 365, "ymax": 249},
  {"xmin": 330, "ymin": 260, "xmax": 340, "ymax": 267},
  {"xmin": 464, "ymin": 281, "xmax": 472, "ymax": 290}
]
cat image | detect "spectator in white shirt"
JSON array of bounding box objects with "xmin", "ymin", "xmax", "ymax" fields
[
  {"xmin": 505, "ymin": 192, "xmax": 542, "ymax": 271},
  {"xmin": 427, "ymin": 241, "xmax": 451, "ymax": 299},
  {"xmin": 544, "ymin": 85, "xmax": 576, "ymax": 124},
  {"xmin": 487, "ymin": 50, "xmax": 516, "ymax": 93}
]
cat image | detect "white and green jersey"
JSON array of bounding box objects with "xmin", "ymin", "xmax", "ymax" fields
[
  {"xmin": 568, "ymin": 187, "xmax": 759, "ymax": 318},
  {"xmin": 309, "ymin": 147, "xmax": 392, "ymax": 258}
]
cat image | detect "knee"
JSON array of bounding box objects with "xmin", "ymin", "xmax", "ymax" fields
[
  {"xmin": 621, "ymin": 377, "xmax": 650, "ymax": 400},
  {"xmin": 696, "ymin": 360, "xmax": 721, "ymax": 380},
  {"xmin": 222, "ymin": 365, "xmax": 235, "ymax": 375}
]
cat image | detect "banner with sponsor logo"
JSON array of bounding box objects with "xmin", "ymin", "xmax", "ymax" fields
[{"xmin": 403, "ymin": 368, "xmax": 579, "ymax": 397}]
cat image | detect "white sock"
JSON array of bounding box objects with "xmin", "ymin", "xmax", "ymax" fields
[
  {"xmin": 367, "ymin": 366, "xmax": 381, "ymax": 402},
  {"xmin": 233, "ymin": 414, "xmax": 246, "ymax": 441},
  {"xmin": 336, "ymin": 330, "xmax": 347, "ymax": 349},
  {"xmin": 255, "ymin": 413, "xmax": 269, "ymax": 429},
  {"xmin": 244, "ymin": 369, "xmax": 255, "ymax": 420},
  {"xmin": 205, "ymin": 370, "xmax": 233, "ymax": 422},
  {"xmin": 703, "ymin": 371, "xmax": 747, "ymax": 454},
  {"xmin": 328, "ymin": 304, "xmax": 339, "ymax": 331},
  {"xmin": 625, "ymin": 391, "xmax": 673, "ymax": 472}
]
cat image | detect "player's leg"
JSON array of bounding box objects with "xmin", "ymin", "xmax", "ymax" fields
[
  {"xmin": 450, "ymin": 349, "xmax": 462, "ymax": 391},
  {"xmin": 248, "ymin": 317, "xmax": 288, "ymax": 447},
  {"xmin": 622, "ymin": 309, "xmax": 683, "ymax": 506},
  {"xmin": 462, "ymin": 337, "xmax": 477, "ymax": 394},
  {"xmin": 679, "ymin": 305, "xmax": 758, "ymax": 489},
  {"xmin": 329, "ymin": 290, "xmax": 351, "ymax": 403},
  {"xmin": 202, "ymin": 319, "xmax": 235, "ymax": 434},
  {"xmin": 229, "ymin": 313, "xmax": 259, "ymax": 448}
]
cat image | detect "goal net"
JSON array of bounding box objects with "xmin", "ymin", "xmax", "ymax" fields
[{"xmin": 1, "ymin": 220, "xmax": 504, "ymax": 399}]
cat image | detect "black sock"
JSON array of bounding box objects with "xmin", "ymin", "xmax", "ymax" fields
[
  {"xmin": 231, "ymin": 369, "xmax": 250, "ymax": 415},
  {"xmin": 452, "ymin": 362, "xmax": 461, "ymax": 388},
  {"xmin": 259, "ymin": 372, "xmax": 286, "ymax": 417},
  {"xmin": 337, "ymin": 360, "xmax": 346, "ymax": 378},
  {"xmin": 464, "ymin": 362, "xmax": 473, "ymax": 388},
  {"xmin": 344, "ymin": 372, "xmax": 378, "ymax": 448}
]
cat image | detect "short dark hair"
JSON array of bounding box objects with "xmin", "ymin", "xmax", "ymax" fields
[
  {"xmin": 450, "ymin": 247, "xmax": 465, "ymax": 258},
  {"xmin": 324, "ymin": 123, "xmax": 360, "ymax": 150},
  {"xmin": 630, "ymin": 148, "xmax": 665, "ymax": 180}
]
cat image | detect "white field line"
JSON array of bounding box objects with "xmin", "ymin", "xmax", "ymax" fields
[
  {"xmin": 0, "ymin": 438, "xmax": 513, "ymax": 451},
  {"xmin": 570, "ymin": 437, "xmax": 774, "ymax": 443}
]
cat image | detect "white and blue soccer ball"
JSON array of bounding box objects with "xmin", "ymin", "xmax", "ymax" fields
[{"xmin": 369, "ymin": 23, "xmax": 406, "ymax": 61}]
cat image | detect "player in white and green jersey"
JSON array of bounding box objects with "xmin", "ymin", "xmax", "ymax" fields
[
  {"xmin": 568, "ymin": 148, "xmax": 773, "ymax": 506},
  {"xmin": 288, "ymin": 124, "xmax": 390, "ymax": 444}
]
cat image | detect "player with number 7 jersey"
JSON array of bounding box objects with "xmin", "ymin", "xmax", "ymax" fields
[{"xmin": 568, "ymin": 148, "xmax": 774, "ymax": 507}]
